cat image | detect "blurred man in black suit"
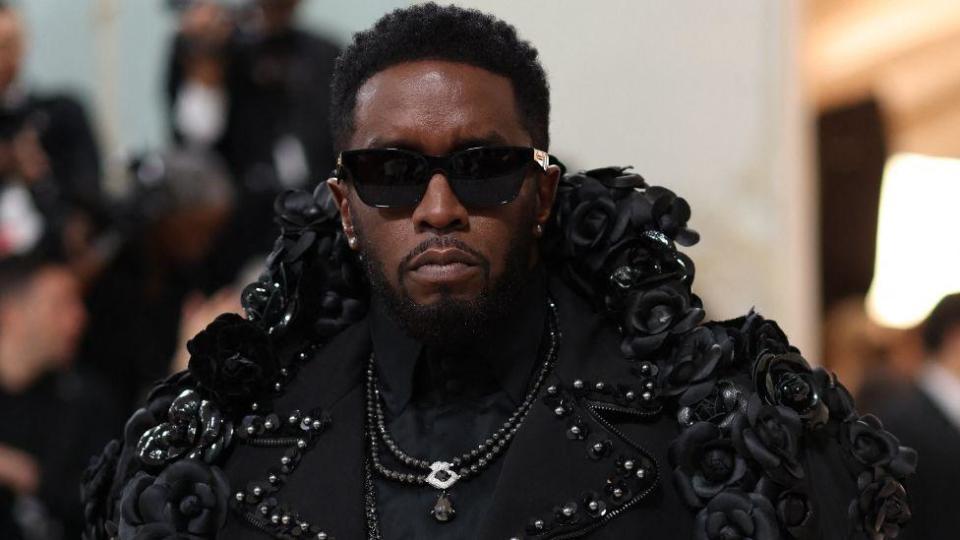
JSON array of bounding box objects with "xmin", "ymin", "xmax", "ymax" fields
[
  {"xmin": 0, "ymin": 255, "xmax": 116, "ymax": 540},
  {"xmin": 876, "ymin": 293, "xmax": 960, "ymax": 539},
  {"xmin": 0, "ymin": 2, "xmax": 103, "ymax": 260},
  {"xmin": 167, "ymin": 0, "xmax": 340, "ymax": 290}
]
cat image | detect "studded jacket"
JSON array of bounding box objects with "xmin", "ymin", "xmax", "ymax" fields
[{"xmin": 81, "ymin": 167, "xmax": 916, "ymax": 539}]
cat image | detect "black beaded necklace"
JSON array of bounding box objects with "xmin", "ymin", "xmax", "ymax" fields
[{"xmin": 363, "ymin": 297, "xmax": 560, "ymax": 528}]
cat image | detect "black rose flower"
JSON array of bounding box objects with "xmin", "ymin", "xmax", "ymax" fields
[
  {"xmin": 776, "ymin": 490, "xmax": 813, "ymax": 539},
  {"xmin": 731, "ymin": 311, "xmax": 795, "ymax": 367},
  {"xmin": 731, "ymin": 394, "xmax": 804, "ymax": 486},
  {"xmin": 812, "ymin": 368, "xmax": 856, "ymax": 423},
  {"xmin": 670, "ymin": 422, "xmax": 750, "ymax": 507},
  {"xmin": 842, "ymin": 414, "xmax": 917, "ymax": 479},
  {"xmin": 621, "ymin": 282, "xmax": 704, "ymax": 358},
  {"xmin": 582, "ymin": 166, "xmax": 647, "ymax": 190},
  {"xmin": 241, "ymin": 265, "xmax": 299, "ymax": 335},
  {"xmin": 849, "ymin": 469, "xmax": 911, "ymax": 540},
  {"xmin": 188, "ymin": 313, "xmax": 279, "ymax": 406},
  {"xmin": 110, "ymin": 377, "xmax": 187, "ymax": 502},
  {"xmin": 643, "ymin": 186, "xmax": 699, "ymax": 247},
  {"xmin": 274, "ymin": 186, "xmax": 335, "ymax": 234},
  {"xmin": 137, "ymin": 389, "xmax": 234, "ymax": 467},
  {"xmin": 677, "ymin": 380, "xmax": 745, "ymax": 427},
  {"xmin": 565, "ymin": 176, "xmax": 630, "ymax": 257},
  {"xmin": 660, "ymin": 325, "xmax": 734, "ymax": 405},
  {"xmin": 118, "ymin": 460, "xmax": 230, "ymax": 539},
  {"xmin": 693, "ymin": 490, "xmax": 780, "ymax": 540},
  {"xmin": 753, "ymin": 352, "xmax": 828, "ymax": 426},
  {"xmin": 82, "ymin": 439, "xmax": 121, "ymax": 539}
]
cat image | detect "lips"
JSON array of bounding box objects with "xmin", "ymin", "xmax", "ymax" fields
[{"xmin": 407, "ymin": 248, "xmax": 481, "ymax": 271}]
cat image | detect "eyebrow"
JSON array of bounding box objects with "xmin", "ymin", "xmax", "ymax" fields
[{"xmin": 364, "ymin": 131, "xmax": 511, "ymax": 153}]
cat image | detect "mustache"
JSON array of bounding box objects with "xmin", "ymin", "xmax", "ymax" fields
[{"xmin": 399, "ymin": 236, "xmax": 491, "ymax": 273}]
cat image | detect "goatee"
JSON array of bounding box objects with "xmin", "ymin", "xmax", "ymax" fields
[{"xmin": 357, "ymin": 231, "xmax": 535, "ymax": 353}]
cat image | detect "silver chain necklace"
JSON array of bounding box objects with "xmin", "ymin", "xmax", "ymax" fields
[{"xmin": 363, "ymin": 297, "xmax": 559, "ymax": 527}]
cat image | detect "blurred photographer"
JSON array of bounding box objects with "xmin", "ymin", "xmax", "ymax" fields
[
  {"xmin": 0, "ymin": 254, "xmax": 115, "ymax": 540},
  {"xmin": 167, "ymin": 0, "xmax": 340, "ymax": 291},
  {"xmin": 0, "ymin": 3, "xmax": 104, "ymax": 263},
  {"xmin": 79, "ymin": 149, "xmax": 237, "ymax": 415}
]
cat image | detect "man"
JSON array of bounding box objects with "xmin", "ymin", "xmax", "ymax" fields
[
  {"xmin": 0, "ymin": 2, "xmax": 104, "ymax": 259},
  {"xmin": 84, "ymin": 4, "xmax": 915, "ymax": 539},
  {"xmin": 167, "ymin": 0, "xmax": 340, "ymax": 291},
  {"xmin": 0, "ymin": 255, "xmax": 115, "ymax": 539},
  {"xmin": 874, "ymin": 293, "xmax": 960, "ymax": 539},
  {"xmin": 79, "ymin": 149, "xmax": 235, "ymax": 415}
]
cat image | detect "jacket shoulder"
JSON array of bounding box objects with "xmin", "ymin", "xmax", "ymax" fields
[{"xmin": 656, "ymin": 310, "xmax": 916, "ymax": 539}]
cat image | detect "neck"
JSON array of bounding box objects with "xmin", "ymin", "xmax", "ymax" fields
[{"xmin": 0, "ymin": 333, "xmax": 45, "ymax": 394}]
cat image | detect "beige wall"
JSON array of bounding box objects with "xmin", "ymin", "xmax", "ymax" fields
[{"xmin": 457, "ymin": 0, "xmax": 818, "ymax": 355}]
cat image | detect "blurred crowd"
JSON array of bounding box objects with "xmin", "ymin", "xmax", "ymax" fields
[{"xmin": 0, "ymin": 1, "xmax": 340, "ymax": 538}]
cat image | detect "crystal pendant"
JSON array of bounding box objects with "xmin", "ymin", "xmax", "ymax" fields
[{"xmin": 431, "ymin": 491, "xmax": 456, "ymax": 523}]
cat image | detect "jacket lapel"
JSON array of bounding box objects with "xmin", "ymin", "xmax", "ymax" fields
[
  {"xmin": 479, "ymin": 279, "xmax": 678, "ymax": 539},
  {"xmin": 220, "ymin": 321, "xmax": 371, "ymax": 539}
]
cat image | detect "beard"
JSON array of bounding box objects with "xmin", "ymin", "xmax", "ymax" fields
[{"xmin": 355, "ymin": 223, "xmax": 536, "ymax": 353}]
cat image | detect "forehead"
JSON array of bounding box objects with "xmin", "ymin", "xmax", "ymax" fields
[{"xmin": 349, "ymin": 60, "xmax": 530, "ymax": 152}]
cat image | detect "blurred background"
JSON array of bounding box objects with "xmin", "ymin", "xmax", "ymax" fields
[{"xmin": 0, "ymin": 0, "xmax": 958, "ymax": 538}]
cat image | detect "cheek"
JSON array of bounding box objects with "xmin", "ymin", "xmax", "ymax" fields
[{"xmin": 352, "ymin": 205, "xmax": 414, "ymax": 279}]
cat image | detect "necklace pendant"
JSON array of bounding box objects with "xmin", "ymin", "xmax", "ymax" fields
[
  {"xmin": 431, "ymin": 491, "xmax": 456, "ymax": 523},
  {"xmin": 425, "ymin": 461, "xmax": 460, "ymax": 490}
]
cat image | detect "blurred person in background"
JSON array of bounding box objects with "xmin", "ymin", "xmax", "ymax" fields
[
  {"xmin": 820, "ymin": 296, "xmax": 925, "ymax": 414},
  {"xmin": 0, "ymin": 254, "xmax": 115, "ymax": 540},
  {"xmin": 79, "ymin": 149, "xmax": 237, "ymax": 415},
  {"xmin": 874, "ymin": 292, "xmax": 960, "ymax": 540},
  {"xmin": 0, "ymin": 2, "xmax": 105, "ymax": 266},
  {"xmin": 166, "ymin": 0, "xmax": 340, "ymax": 291}
]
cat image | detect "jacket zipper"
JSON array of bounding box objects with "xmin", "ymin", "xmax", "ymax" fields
[{"xmin": 543, "ymin": 400, "xmax": 662, "ymax": 540}]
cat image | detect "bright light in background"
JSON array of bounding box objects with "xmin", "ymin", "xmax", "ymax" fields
[{"xmin": 866, "ymin": 153, "xmax": 960, "ymax": 328}]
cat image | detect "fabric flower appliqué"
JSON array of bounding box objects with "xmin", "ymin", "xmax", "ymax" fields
[
  {"xmin": 849, "ymin": 469, "xmax": 911, "ymax": 540},
  {"xmin": 670, "ymin": 422, "xmax": 750, "ymax": 508},
  {"xmin": 752, "ymin": 352, "xmax": 828, "ymax": 427},
  {"xmin": 731, "ymin": 395, "xmax": 804, "ymax": 487},
  {"xmin": 187, "ymin": 313, "xmax": 279, "ymax": 407},
  {"xmin": 621, "ymin": 282, "xmax": 704, "ymax": 358},
  {"xmin": 693, "ymin": 490, "xmax": 780, "ymax": 540},
  {"xmin": 118, "ymin": 459, "xmax": 230, "ymax": 539},
  {"xmin": 137, "ymin": 389, "xmax": 234, "ymax": 467}
]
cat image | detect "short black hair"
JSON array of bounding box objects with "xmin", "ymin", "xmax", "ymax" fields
[
  {"xmin": 329, "ymin": 2, "xmax": 550, "ymax": 152},
  {"xmin": 923, "ymin": 293, "xmax": 960, "ymax": 354}
]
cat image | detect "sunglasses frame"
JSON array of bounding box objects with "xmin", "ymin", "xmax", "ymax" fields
[{"xmin": 336, "ymin": 145, "xmax": 552, "ymax": 209}]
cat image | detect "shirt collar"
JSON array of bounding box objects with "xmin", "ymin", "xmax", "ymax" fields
[
  {"xmin": 917, "ymin": 361, "xmax": 960, "ymax": 433},
  {"xmin": 368, "ymin": 267, "xmax": 547, "ymax": 415}
]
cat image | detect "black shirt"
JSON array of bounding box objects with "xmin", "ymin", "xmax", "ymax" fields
[
  {"xmin": 368, "ymin": 272, "xmax": 547, "ymax": 539},
  {"xmin": 0, "ymin": 371, "xmax": 119, "ymax": 540}
]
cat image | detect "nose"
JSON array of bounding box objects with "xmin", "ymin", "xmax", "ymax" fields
[{"xmin": 411, "ymin": 173, "xmax": 468, "ymax": 233}]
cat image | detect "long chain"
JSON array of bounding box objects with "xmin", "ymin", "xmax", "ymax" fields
[{"xmin": 362, "ymin": 297, "xmax": 559, "ymax": 530}]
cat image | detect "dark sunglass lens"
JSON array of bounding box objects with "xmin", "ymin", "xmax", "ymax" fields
[
  {"xmin": 448, "ymin": 147, "xmax": 529, "ymax": 206},
  {"xmin": 450, "ymin": 147, "xmax": 528, "ymax": 178},
  {"xmin": 343, "ymin": 150, "xmax": 428, "ymax": 207}
]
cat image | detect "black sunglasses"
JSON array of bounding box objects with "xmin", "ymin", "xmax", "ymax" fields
[{"xmin": 336, "ymin": 146, "xmax": 554, "ymax": 208}]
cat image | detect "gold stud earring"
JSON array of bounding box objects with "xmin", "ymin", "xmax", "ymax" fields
[
  {"xmin": 535, "ymin": 224, "xmax": 543, "ymax": 236},
  {"xmin": 348, "ymin": 236, "xmax": 358, "ymax": 248}
]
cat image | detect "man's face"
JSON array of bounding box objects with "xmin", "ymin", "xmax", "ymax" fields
[
  {"xmin": 7, "ymin": 267, "xmax": 87, "ymax": 370},
  {"xmin": 329, "ymin": 60, "xmax": 559, "ymax": 330}
]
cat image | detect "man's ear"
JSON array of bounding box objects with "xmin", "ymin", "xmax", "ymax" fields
[
  {"xmin": 534, "ymin": 165, "xmax": 562, "ymax": 233},
  {"xmin": 326, "ymin": 178, "xmax": 359, "ymax": 250}
]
